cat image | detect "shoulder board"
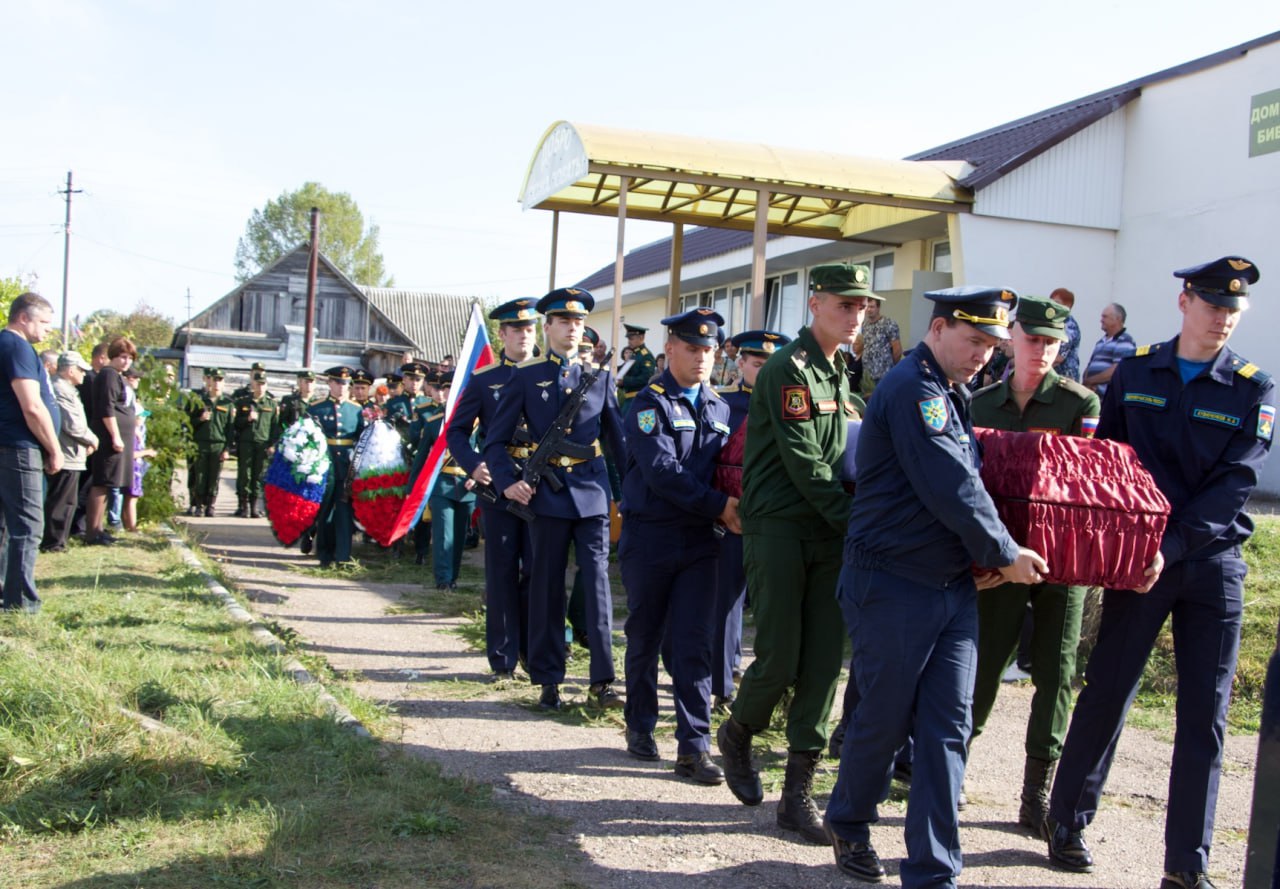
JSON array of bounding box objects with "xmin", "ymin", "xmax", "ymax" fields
[
  {"xmin": 1134, "ymin": 343, "xmax": 1160, "ymax": 357},
  {"xmin": 425, "ymin": 411, "xmax": 444, "ymax": 421},
  {"xmin": 637, "ymin": 346, "xmax": 651, "ymax": 356},
  {"xmin": 473, "ymin": 363, "xmax": 500, "ymax": 376},
  {"xmin": 517, "ymin": 356, "xmax": 547, "ymax": 368},
  {"xmin": 647, "ymin": 383, "xmax": 665, "ymax": 395},
  {"xmin": 1056, "ymin": 377, "xmax": 1096, "ymax": 398},
  {"xmin": 1231, "ymin": 356, "xmax": 1272, "ymax": 385}
]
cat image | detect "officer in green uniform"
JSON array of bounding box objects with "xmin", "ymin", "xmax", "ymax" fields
[
  {"xmin": 969, "ymin": 295, "xmax": 1101, "ymax": 837},
  {"xmin": 233, "ymin": 370, "xmax": 282, "ymax": 518},
  {"xmin": 278, "ymin": 369, "xmax": 316, "ymax": 431},
  {"xmin": 405, "ymin": 380, "xmax": 438, "ymax": 564},
  {"xmin": 385, "ymin": 363, "xmax": 427, "ymax": 438},
  {"xmin": 306, "ymin": 366, "xmax": 365, "ymax": 568},
  {"xmin": 619, "ymin": 323, "xmax": 657, "ymax": 414},
  {"xmin": 717, "ymin": 262, "xmax": 869, "ymax": 844},
  {"xmin": 231, "ymin": 362, "xmax": 267, "ymax": 400},
  {"xmin": 413, "ymin": 371, "xmax": 476, "ymax": 589},
  {"xmin": 186, "ymin": 367, "xmax": 234, "ymax": 517}
]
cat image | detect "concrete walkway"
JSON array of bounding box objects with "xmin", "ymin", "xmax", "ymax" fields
[{"xmin": 176, "ymin": 489, "xmax": 1257, "ymax": 888}]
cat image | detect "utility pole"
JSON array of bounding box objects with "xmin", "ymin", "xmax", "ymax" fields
[{"xmin": 58, "ymin": 171, "xmax": 82, "ymax": 344}]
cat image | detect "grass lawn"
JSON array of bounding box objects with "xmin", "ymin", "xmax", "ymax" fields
[{"xmin": 0, "ymin": 530, "xmax": 584, "ymax": 889}]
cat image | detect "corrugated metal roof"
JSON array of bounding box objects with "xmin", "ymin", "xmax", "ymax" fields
[
  {"xmin": 575, "ymin": 226, "xmax": 773, "ymax": 290},
  {"xmin": 909, "ymin": 30, "xmax": 1280, "ymax": 189},
  {"xmin": 360, "ymin": 287, "xmax": 479, "ymax": 361}
]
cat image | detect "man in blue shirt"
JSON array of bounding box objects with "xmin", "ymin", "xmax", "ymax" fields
[
  {"xmin": 0, "ymin": 292, "xmax": 62, "ymax": 613},
  {"xmin": 823, "ymin": 286, "xmax": 1046, "ymax": 887},
  {"xmin": 1046, "ymin": 257, "xmax": 1273, "ymax": 889},
  {"xmin": 1083, "ymin": 302, "xmax": 1137, "ymax": 395}
]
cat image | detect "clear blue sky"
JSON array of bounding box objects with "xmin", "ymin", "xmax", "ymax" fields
[{"xmin": 3, "ymin": 0, "xmax": 1277, "ymax": 328}]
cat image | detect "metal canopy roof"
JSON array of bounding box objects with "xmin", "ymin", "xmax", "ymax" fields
[{"xmin": 519, "ymin": 121, "xmax": 974, "ymax": 241}]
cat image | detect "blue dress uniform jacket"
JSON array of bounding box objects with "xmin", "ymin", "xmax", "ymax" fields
[
  {"xmin": 620, "ymin": 373, "xmax": 731, "ymax": 527},
  {"xmin": 1050, "ymin": 336, "xmax": 1275, "ymax": 875},
  {"xmin": 847, "ymin": 341, "xmax": 1020, "ymax": 584},
  {"xmin": 1098, "ymin": 337, "xmax": 1274, "ymax": 565},
  {"xmin": 306, "ymin": 397, "xmax": 364, "ymax": 565},
  {"xmin": 827, "ymin": 341, "xmax": 1021, "ymax": 889},
  {"xmin": 621, "ymin": 370, "xmax": 731, "ymax": 754},
  {"xmin": 484, "ymin": 351, "xmax": 626, "ymax": 519},
  {"xmin": 445, "ymin": 354, "xmax": 532, "ymax": 673},
  {"xmin": 483, "ymin": 350, "xmax": 627, "ymax": 688}
]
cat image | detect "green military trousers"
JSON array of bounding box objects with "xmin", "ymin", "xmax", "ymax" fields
[
  {"xmin": 188, "ymin": 448, "xmax": 224, "ymax": 505},
  {"xmin": 236, "ymin": 440, "xmax": 269, "ymax": 501},
  {"xmin": 970, "ymin": 581, "xmax": 1086, "ymax": 761},
  {"xmin": 731, "ymin": 533, "xmax": 846, "ymax": 753}
]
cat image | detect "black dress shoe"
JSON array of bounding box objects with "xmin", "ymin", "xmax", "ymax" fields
[
  {"xmin": 626, "ymin": 729, "xmax": 660, "ymax": 761},
  {"xmin": 414, "ymin": 554, "xmax": 426, "ymax": 565},
  {"xmin": 491, "ymin": 670, "xmax": 516, "ymax": 683},
  {"xmin": 300, "ymin": 532, "xmax": 313, "ymax": 555},
  {"xmin": 674, "ymin": 751, "xmax": 724, "ymax": 785},
  {"xmin": 203, "ymin": 505, "xmax": 215, "ymax": 517},
  {"xmin": 590, "ymin": 681, "xmax": 624, "ymax": 709},
  {"xmin": 824, "ymin": 821, "xmax": 885, "ymax": 883},
  {"xmin": 1161, "ymin": 873, "xmax": 1216, "ymax": 889},
  {"xmin": 538, "ymin": 684, "xmax": 562, "ymax": 710},
  {"xmin": 187, "ymin": 505, "xmax": 201, "ymax": 516},
  {"xmin": 1046, "ymin": 818, "xmax": 1094, "ymax": 872}
]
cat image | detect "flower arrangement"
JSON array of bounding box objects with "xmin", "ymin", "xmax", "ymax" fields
[
  {"xmin": 349, "ymin": 420, "xmax": 409, "ymax": 547},
  {"xmin": 264, "ymin": 417, "xmax": 332, "ymax": 546}
]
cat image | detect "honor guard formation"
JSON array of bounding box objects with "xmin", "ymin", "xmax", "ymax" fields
[{"xmin": 174, "ymin": 255, "xmax": 1271, "ymax": 889}]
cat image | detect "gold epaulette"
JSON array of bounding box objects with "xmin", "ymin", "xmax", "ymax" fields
[
  {"xmin": 1231, "ymin": 356, "xmax": 1272, "ymax": 385},
  {"xmin": 648, "ymin": 383, "xmax": 665, "ymax": 394},
  {"xmin": 1134, "ymin": 343, "xmax": 1160, "ymax": 357},
  {"xmin": 473, "ymin": 362, "xmax": 499, "ymax": 376},
  {"xmin": 517, "ymin": 356, "xmax": 547, "ymax": 368}
]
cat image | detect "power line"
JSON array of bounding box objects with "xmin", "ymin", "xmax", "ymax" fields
[{"xmin": 74, "ymin": 233, "xmax": 236, "ymax": 279}]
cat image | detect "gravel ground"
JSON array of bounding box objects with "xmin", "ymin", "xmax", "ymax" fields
[{"xmin": 179, "ymin": 476, "xmax": 1258, "ymax": 889}]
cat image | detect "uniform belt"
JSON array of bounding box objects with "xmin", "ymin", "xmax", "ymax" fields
[
  {"xmin": 529, "ymin": 440, "xmax": 603, "ymax": 461},
  {"xmin": 441, "ymin": 465, "xmax": 468, "ymax": 477},
  {"xmin": 549, "ymin": 455, "xmax": 591, "ymax": 467},
  {"xmin": 507, "ymin": 445, "xmax": 533, "ymax": 459},
  {"xmin": 326, "ymin": 438, "xmax": 354, "ymax": 446}
]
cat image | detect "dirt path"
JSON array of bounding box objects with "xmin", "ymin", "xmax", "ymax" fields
[{"xmin": 179, "ymin": 490, "xmax": 1257, "ymax": 888}]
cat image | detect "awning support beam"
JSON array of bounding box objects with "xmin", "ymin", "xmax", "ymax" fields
[
  {"xmin": 668, "ymin": 223, "xmax": 683, "ymax": 316},
  {"xmin": 749, "ymin": 188, "xmax": 769, "ymax": 329},
  {"xmin": 610, "ymin": 176, "xmax": 629, "ymax": 373}
]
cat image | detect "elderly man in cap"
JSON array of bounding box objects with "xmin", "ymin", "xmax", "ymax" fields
[
  {"xmin": 306, "ymin": 366, "xmax": 364, "ymax": 568},
  {"xmin": 185, "ymin": 367, "xmax": 233, "ymax": 517},
  {"xmin": 823, "ymin": 285, "xmax": 1046, "ymax": 887},
  {"xmin": 621, "ymin": 308, "xmax": 739, "ymax": 784},
  {"xmin": 717, "ymin": 263, "xmax": 869, "ymax": 843},
  {"xmin": 1046, "ymin": 258, "xmax": 1274, "ymax": 889},
  {"xmin": 43, "ymin": 351, "xmax": 98, "ymax": 553},
  {"xmin": 447, "ymin": 298, "xmax": 539, "ymax": 679},
  {"xmin": 968, "ymin": 295, "xmax": 1100, "ymax": 838},
  {"xmin": 484, "ymin": 287, "xmax": 627, "ymax": 711}
]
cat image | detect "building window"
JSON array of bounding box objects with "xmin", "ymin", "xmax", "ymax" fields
[
  {"xmin": 765, "ymin": 272, "xmax": 803, "ymax": 335},
  {"xmin": 932, "ymin": 241, "xmax": 952, "ymax": 273},
  {"xmin": 872, "ymin": 253, "xmax": 895, "ymax": 291}
]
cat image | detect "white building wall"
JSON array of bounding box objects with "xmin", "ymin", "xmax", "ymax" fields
[
  {"xmin": 1111, "ymin": 39, "xmax": 1280, "ymax": 492},
  {"xmin": 976, "ymin": 111, "xmax": 1127, "ymax": 229}
]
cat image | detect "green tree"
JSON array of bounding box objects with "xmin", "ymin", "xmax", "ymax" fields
[
  {"xmin": 234, "ymin": 182, "xmax": 391, "ymax": 286},
  {"xmin": 0, "ymin": 275, "xmax": 35, "ymax": 325}
]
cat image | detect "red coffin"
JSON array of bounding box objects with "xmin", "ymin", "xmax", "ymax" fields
[{"xmin": 974, "ymin": 428, "xmax": 1171, "ymax": 590}]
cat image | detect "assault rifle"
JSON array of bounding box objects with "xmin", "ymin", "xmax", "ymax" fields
[{"xmin": 486, "ymin": 350, "xmax": 614, "ymax": 524}]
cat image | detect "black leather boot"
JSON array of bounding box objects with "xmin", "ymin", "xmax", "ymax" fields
[
  {"xmin": 249, "ymin": 499, "xmax": 261, "ymax": 519},
  {"xmin": 777, "ymin": 750, "xmax": 827, "ymax": 844},
  {"xmin": 716, "ymin": 717, "xmax": 763, "ymax": 806},
  {"xmin": 233, "ymin": 498, "xmax": 248, "ymax": 518},
  {"xmin": 1019, "ymin": 756, "xmax": 1056, "ymax": 838},
  {"xmin": 1046, "ymin": 817, "xmax": 1094, "ymax": 872}
]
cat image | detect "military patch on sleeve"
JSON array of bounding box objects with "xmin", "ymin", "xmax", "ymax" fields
[
  {"xmin": 1080, "ymin": 416, "xmax": 1099, "ymax": 438},
  {"xmin": 918, "ymin": 396, "xmax": 948, "ymax": 433},
  {"xmin": 782, "ymin": 386, "xmax": 810, "ymax": 420},
  {"xmin": 637, "ymin": 409, "xmax": 657, "ymax": 434},
  {"xmin": 1258, "ymin": 404, "xmax": 1275, "ymax": 442}
]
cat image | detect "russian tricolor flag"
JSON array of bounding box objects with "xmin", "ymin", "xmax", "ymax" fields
[{"xmin": 389, "ymin": 302, "xmax": 495, "ymax": 542}]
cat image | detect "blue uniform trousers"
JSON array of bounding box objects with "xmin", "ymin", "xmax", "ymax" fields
[
  {"xmin": 712, "ymin": 531, "xmax": 745, "ymax": 699},
  {"xmin": 1049, "ymin": 550, "xmax": 1245, "ymax": 873},
  {"xmin": 429, "ymin": 493, "xmax": 473, "ymax": 586},
  {"xmin": 621, "ymin": 523, "xmax": 719, "ymax": 754},
  {"xmin": 481, "ymin": 504, "xmax": 531, "ymax": 673},
  {"xmin": 316, "ymin": 452, "xmax": 354, "ymax": 565},
  {"xmin": 826, "ymin": 566, "xmax": 977, "ymax": 889},
  {"xmin": 527, "ymin": 514, "xmax": 614, "ymax": 687}
]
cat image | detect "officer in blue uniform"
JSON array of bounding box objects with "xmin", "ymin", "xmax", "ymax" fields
[
  {"xmin": 411, "ymin": 372, "xmax": 475, "ymax": 589},
  {"xmin": 824, "ymin": 286, "xmax": 1047, "ymax": 887},
  {"xmin": 306, "ymin": 366, "xmax": 365, "ymax": 568},
  {"xmin": 621, "ymin": 309, "xmax": 738, "ymax": 784},
  {"xmin": 447, "ymin": 298, "xmax": 539, "ymax": 679},
  {"xmin": 711, "ymin": 329, "xmax": 790, "ymax": 711},
  {"xmin": 484, "ymin": 287, "xmax": 627, "ymax": 711},
  {"xmin": 1047, "ymin": 257, "xmax": 1274, "ymax": 889}
]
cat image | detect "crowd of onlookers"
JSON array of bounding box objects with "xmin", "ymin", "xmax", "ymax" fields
[{"xmin": 0, "ymin": 292, "xmax": 157, "ymax": 614}]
